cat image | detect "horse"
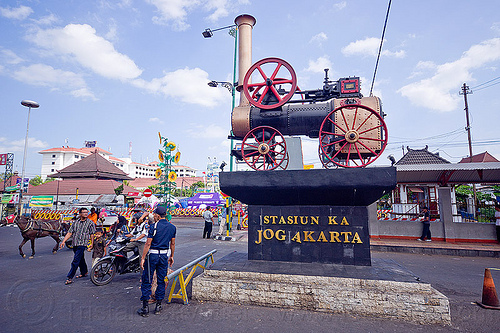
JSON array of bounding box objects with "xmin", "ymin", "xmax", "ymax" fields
[{"xmin": 1, "ymin": 215, "xmax": 61, "ymax": 258}]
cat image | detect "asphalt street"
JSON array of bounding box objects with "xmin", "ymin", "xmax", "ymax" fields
[{"xmin": 0, "ymin": 218, "xmax": 499, "ymax": 333}]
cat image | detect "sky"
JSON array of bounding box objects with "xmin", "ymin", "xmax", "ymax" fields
[{"xmin": 1, "ymin": 0, "xmax": 500, "ymax": 179}]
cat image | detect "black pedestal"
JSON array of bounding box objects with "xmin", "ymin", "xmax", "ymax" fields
[{"xmin": 220, "ymin": 167, "xmax": 396, "ymax": 266}]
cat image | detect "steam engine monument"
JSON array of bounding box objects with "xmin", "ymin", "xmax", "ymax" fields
[{"xmin": 193, "ymin": 14, "xmax": 451, "ymax": 325}]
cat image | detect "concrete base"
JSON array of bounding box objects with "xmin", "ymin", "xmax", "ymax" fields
[{"xmin": 192, "ymin": 252, "xmax": 451, "ymax": 326}]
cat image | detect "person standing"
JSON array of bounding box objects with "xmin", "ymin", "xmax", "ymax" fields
[
  {"xmin": 495, "ymin": 204, "xmax": 500, "ymax": 243},
  {"xmin": 202, "ymin": 206, "xmax": 214, "ymax": 239},
  {"xmin": 92, "ymin": 228, "xmax": 105, "ymax": 267},
  {"xmin": 417, "ymin": 207, "xmax": 431, "ymax": 242},
  {"xmin": 88, "ymin": 208, "xmax": 98, "ymax": 225},
  {"xmin": 138, "ymin": 206, "xmax": 176, "ymax": 317},
  {"xmin": 122, "ymin": 213, "xmax": 149, "ymax": 275},
  {"xmin": 60, "ymin": 207, "xmax": 96, "ymax": 285},
  {"xmin": 217, "ymin": 205, "xmax": 227, "ymax": 236}
]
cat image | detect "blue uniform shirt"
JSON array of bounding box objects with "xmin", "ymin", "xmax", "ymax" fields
[{"xmin": 148, "ymin": 219, "xmax": 176, "ymax": 250}]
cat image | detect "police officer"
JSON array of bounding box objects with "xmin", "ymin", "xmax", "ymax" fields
[{"xmin": 137, "ymin": 205, "xmax": 176, "ymax": 317}]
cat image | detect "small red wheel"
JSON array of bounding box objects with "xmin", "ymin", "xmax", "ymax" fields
[
  {"xmin": 319, "ymin": 104, "xmax": 388, "ymax": 168},
  {"xmin": 243, "ymin": 57, "xmax": 297, "ymax": 109},
  {"xmin": 241, "ymin": 126, "xmax": 287, "ymax": 171}
]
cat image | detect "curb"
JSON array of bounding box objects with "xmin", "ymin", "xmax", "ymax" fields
[{"xmin": 371, "ymin": 244, "xmax": 500, "ymax": 258}]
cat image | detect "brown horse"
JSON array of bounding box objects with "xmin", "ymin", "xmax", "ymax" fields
[{"xmin": 1, "ymin": 215, "xmax": 61, "ymax": 258}]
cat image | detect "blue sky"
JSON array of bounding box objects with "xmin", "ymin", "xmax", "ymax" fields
[{"xmin": 1, "ymin": 0, "xmax": 500, "ymax": 178}]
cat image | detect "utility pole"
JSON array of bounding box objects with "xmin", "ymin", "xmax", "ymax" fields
[{"xmin": 459, "ymin": 83, "xmax": 477, "ymax": 216}]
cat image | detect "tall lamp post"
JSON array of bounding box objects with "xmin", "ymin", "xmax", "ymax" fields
[
  {"xmin": 203, "ymin": 24, "xmax": 238, "ymax": 172},
  {"xmin": 19, "ymin": 100, "xmax": 39, "ymax": 215}
]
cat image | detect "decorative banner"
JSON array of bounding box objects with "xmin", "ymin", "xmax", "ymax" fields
[
  {"xmin": 1, "ymin": 194, "xmax": 13, "ymax": 204},
  {"xmin": 0, "ymin": 153, "xmax": 7, "ymax": 165},
  {"xmin": 157, "ymin": 133, "xmax": 181, "ymax": 221},
  {"xmin": 5, "ymin": 185, "xmax": 20, "ymax": 192},
  {"xmin": 127, "ymin": 192, "xmax": 140, "ymax": 197},
  {"xmin": 29, "ymin": 196, "xmax": 54, "ymax": 207}
]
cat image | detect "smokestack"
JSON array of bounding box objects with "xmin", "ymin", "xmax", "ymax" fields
[{"xmin": 234, "ymin": 14, "xmax": 256, "ymax": 106}]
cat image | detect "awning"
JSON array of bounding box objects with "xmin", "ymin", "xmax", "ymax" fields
[
  {"xmin": 396, "ymin": 162, "xmax": 500, "ymax": 185},
  {"xmin": 29, "ymin": 195, "xmax": 54, "ymax": 207},
  {"xmin": 408, "ymin": 187, "xmax": 424, "ymax": 193}
]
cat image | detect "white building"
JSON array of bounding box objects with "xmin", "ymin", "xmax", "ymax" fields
[{"xmin": 39, "ymin": 146, "xmax": 196, "ymax": 180}]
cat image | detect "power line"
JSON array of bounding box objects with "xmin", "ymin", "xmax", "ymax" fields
[
  {"xmin": 369, "ymin": 0, "xmax": 392, "ymax": 96},
  {"xmin": 470, "ymin": 76, "xmax": 500, "ymax": 89},
  {"xmin": 474, "ymin": 80, "xmax": 500, "ymax": 92}
]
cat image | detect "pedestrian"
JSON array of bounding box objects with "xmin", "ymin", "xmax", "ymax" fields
[
  {"xmin": 495, "ymin": 204, "xmax": 500, "ymax": 243},
  {"xmin": 137, "ymin": 206, "xmax": 176, "ymax": 317},
  {"xmin": 88, "ymin": 207, "xmax": 98, "ymax": 225},
  {"xmin": 202, "ymin": 206, "xmax": 214, "ymax": 239},
  {"xmin": 122, "ymin": 212, "xmax": 149, "ymax": 275},
  {"xmin": 92, "ymin": 228, "xmax": 105, "ymax": 267},
  {"xmin": 60, "ymin": 207, "xmax": 96, "ymax": 285},
  {"xmin": 217, "ymin": 205, "xmax": 227, "ymax": 236},
  {"xmin": 417, "ymin": 206, "xmax": 431, "ymax": 241},
  {"xmin": 106, "ymin": 215, "xmax": 127, "ymax": 247}
]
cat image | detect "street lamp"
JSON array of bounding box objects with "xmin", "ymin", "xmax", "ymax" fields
[
  {"xmin": 202, "ymin": 24, "xmax": 238, "ymax": 172},
  {"xmin": 19, "ymin": 100, "xmax": 39, "ymax": 215}
]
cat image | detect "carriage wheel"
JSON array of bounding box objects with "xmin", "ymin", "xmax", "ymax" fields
[
  {"xmin": 278, "ymin": 152, "xmax": 290, "ymax": 170},
  {"xmin": 243, "ymin": 57, "xmax": 297, "ymax": 109},
  {"xmin": 319, "ymin": 104, "xmax": 388, "ymax": 168},
  {"xmin": 241, "ymin": 126, "xmax": 287, "ymax": 170}
]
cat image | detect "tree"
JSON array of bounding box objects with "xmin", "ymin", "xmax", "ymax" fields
[
  {"xmin": 29, "ymin": 175, "xmax": 44, "ymax": 186},
  {"xmin": 114, "ymin": 184, "xmax": 123, "ymax": 195}
]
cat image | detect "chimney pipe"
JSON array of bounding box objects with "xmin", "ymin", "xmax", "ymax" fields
[{"xmin": 234, "ymin": 14, "xmax": 256, "ymax": 106}]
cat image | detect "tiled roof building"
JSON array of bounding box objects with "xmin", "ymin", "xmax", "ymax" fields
[
  {"xmin": 459, "ymin": 151, "xmax": 499, "ymax": 163},
  {"xmin": 395, "ymin": 145, "xmax": 450, "ymax": 165},
  {"xmin": 48, "ymin": 151, "xmax": 132, "ymax": 181}
]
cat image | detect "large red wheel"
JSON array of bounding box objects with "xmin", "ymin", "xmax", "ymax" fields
[
  {"xmin": 318, "ymin": 104, "xmax": 388, "ymax": 168},
  {"xmin": 241, "ymin": 126, "xmax": 287, "ymax": 170},
  {"xmin": 243, "ymin": 58, "xmax": 297, "ymax": 109}
]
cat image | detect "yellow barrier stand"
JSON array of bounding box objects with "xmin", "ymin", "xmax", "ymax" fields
[{"xmin": 166, "ymin": 249, "xmax": 217, "ymax": 305}]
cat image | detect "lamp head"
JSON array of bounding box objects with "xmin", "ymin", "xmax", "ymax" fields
[
  {"xmin": 219, "ymin": 161, "xmax": 227, "ymax": 172},
  {"xmin": 21, "ymin": 100, "xmax": 39, "ymax": 108},
  {"xmin": 208, "ymin": 80, "xmax": 218, "ymax": 87},
  {"xmin": 202, "ymin": 29, "xmax": 213, "ymax": 38}
]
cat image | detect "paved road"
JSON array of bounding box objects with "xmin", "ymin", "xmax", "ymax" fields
[{"xmin": 0, "ymin": 218, "xmax": 499, "ymax": 333}]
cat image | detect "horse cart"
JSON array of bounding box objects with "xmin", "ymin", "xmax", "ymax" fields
[{"xmin": 230, "ymin": 57, "xmax": 388, "ymax": 170}]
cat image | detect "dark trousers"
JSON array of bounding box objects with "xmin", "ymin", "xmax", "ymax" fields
[
  {"xmin": 141, "ymin": 253, "xmax": 169, "ymax": 301},
  {"xmin": 203, "ymin": 222, "xmax": 212, "ymax": 238},
  {"xmin": 420, "ymin": 223, "xmax": 431, "ymax": 240},
  {"xmin": 496, "ymin": 226, "xmax": 500, "ymax": 242},
  {"xmin": 67, "ymin": 246, "xmax": 88, "ymax": 279}
]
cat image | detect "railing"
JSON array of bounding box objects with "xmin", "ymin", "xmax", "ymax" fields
[{"xmin": 166, "ymin": 249, "xmax": 217, "ymax": 305}]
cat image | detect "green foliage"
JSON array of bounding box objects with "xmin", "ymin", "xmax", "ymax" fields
[
  {"xmin": 455, "ymin": 185, "xmax": 493, "ymax": 203},
  {"xmin": 29, "ymin": 175, "xmax": 44, "ymax": 186},
  {"xmin": 147, "ymin": 185, "xmax": 160, "ymax": 194},
  {"xmin": 114, "ymin": 184, "xmax": 123, "ymax": 195}
]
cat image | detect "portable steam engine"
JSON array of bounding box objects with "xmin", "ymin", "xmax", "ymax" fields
[{"xmin": 231, "ymin": 57, "xmax": 388, "ymax": 170}]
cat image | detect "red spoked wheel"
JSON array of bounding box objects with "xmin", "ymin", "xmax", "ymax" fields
[
  {"xmin": 243, "ymin": 57, "xmax": 297, "ymax": 109},
  {"xmin": 241, "ymin": 126, "xmax": 287, "ymax": 170},
  {"xmin": 278, "ymin": 152, "xmax": 289, "ymax": 170},
  {"xmin": 319, "ymin": 104, "xmax": 388, "ymax": 168}
]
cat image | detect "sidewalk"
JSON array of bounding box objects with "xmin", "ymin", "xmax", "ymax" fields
[{"xmin": 370, "ymin": 238, "xmax": 500, "ymax": 257}]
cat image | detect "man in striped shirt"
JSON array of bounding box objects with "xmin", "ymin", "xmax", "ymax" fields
[{"xmin": 60, "ymin": 207, "xmax": 96, "ymax": 285}]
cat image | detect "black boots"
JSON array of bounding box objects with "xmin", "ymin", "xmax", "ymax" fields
[
  {"xmin": 154, "ymin": 300, "xmax": 162, "ymax": 315},
  {"xmin": 137, "ymin": 300, "xmax": 149, "ymax": 317}
]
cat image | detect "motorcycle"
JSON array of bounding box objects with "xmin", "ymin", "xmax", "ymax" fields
[{"xmin": 90, "ymin": 236, "xmax": 140, "ymax": 286}]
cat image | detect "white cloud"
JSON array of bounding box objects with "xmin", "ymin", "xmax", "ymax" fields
[
  {"xmin": 342, "ymin": 37, "xmax": 405, "ymax": 58},
  {"xmin": 1, "ymin": 49, "xmax": 23, "ymax": 65},
  {"xmin": 186, "ymin": 124, "xmax": 227, "ymax": 139},
  {"xmin": 28, "ymin": 24, "xmax": 142, "ymax": 81},
  {"xmin": 132, "ymin": 67, "xmax": 227, "ymax": 107},
  {"xmin": 149, "ymin": 117, "xmax": 165, "ymax": 124},
  {"xmin": 492, "ymin": 22, "xmax": 500, "ymax": 35},
  {"xmin": 205, "ymin": 0, "xmax": 230, "ymax": 22},
  {"xmin": 399, "ymin": 38, "xmax": 500, "ymax": 112},
  {"xmin": 34, "ymin": 14, "xmax": 59, "ymax": 26},
  {"xmin": 310, "ymin": 32, "xmax": 328, "ymax": 46},
  {"xmin": 0, "ymin": 5, "xmax": 33, "ymax": 20},
  {"xmin": 333, "ymin": 1, "xmax": 347, "ymax": 11},
  {"xmin": 305, "ymin": 56, "xmax": 332, "ymax": 73},
  {"xmin": 146, "ymin": 0, "xmax": 245, "ymax": 30},
  {"xmin": 12, "ymin": 64, "xmax": 96, "ymax": 100},
  {"xmin": 147, "ymin": 0, "xmax": 200, "ymax": 30},
  {"xmin": 0, "ymin": 137, "xmax": 49, "ymax": 153}
]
